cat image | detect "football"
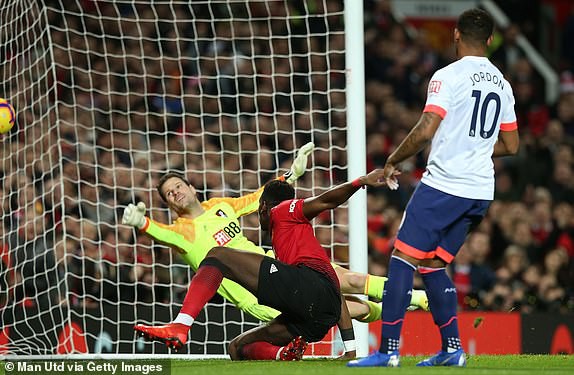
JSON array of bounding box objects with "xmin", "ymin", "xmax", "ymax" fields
[{"xmin": 0, "ymin": 98, "xmax": 16, "ymax": 134}]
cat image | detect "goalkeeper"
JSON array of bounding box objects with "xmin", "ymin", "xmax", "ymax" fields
[{"xmin": 122, "ymin": 143, "xmax": 427, "ymax": 327}]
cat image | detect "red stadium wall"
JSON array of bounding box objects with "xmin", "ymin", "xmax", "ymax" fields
[
  {"xmin": 311, "ymin": 311, "xmax": 573, "ymax": 356},
  {"xmin": 368, "ymin": 312, "xmax": 521, "ymax": 355},
  {"xmin": 2, "ymin": 305, "xmax": 573, "ymax": 355}
]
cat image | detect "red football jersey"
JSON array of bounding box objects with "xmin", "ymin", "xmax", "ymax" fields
[{"xmin": 269, "ymin": 199, "xmax": 339, "ymax": 287}]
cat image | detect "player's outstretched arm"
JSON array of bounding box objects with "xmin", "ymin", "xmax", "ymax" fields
[
  {"xmin": 382, "ymin": 112, "xmax": 441, "ymax": 190},
  {"xmin": 386, "ymin": 112, "xmax": 441, "ymax": 167},
  {"xmin": 302, "ymin": 169, "xmax": 387, "ymax": 220},
  {"xmin": 282, "ymin": 141, "xmax": 314, "ymax": 184}
]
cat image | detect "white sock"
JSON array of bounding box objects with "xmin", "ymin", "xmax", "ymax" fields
[
  {"xmin": 173, "ymin": 313, "xmax": 194, "ymax": 326},
  {"xmin": 446, "ymin": 337, "xmax": 462, "ymax": 353}
]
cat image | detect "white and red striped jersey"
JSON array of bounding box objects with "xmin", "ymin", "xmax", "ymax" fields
[{"xmin": 421, "ymin": 55, "xmax": 517, "ymax": 200}]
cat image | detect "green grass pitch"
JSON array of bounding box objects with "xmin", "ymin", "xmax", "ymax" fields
[
  {"xmin": 2, "ymin": 355, "xmax": 572, "ymax": 375},
  {"xmin": 168, "ymin": 355, "xmax": 574, "ymax": 375}
]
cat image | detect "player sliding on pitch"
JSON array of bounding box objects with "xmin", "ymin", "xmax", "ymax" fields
[
  {"xmin": 122, "ymin": 143, "xmax": 428, "ymax": 357},
  {"xmin": 133, "ymin": 169, "xmax": 393, "ymax": 360}
]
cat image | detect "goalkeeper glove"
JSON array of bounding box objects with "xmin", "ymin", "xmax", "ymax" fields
[
  {"xmin": 122, "ymin": 202, "xmax": 147, "ymax": 229},
  {"xmin": 283, "ymin": 142, "xmax": 314, "ymax": 184}
]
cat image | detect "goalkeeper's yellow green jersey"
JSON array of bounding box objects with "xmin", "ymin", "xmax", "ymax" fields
[{"xmin": 140, "ymin": 186, "xmax": 280, "ymax": 322}]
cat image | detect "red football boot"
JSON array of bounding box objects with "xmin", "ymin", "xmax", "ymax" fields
[
  {"xmin": 279, "ymin": 336, "xmax": 308, "ymax": 361},
  {"xmin": 134, "ymin": 323, "xmax": 189, "ymax": 351}
]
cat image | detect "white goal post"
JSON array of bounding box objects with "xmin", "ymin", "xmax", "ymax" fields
[{"xmin": 0, "ymin": 0, "xmax": 367, "ymax": 357}]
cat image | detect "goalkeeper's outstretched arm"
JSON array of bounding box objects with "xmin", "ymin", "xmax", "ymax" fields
[
  {"xmin": 121, "ymin": 202, "xmax": 206, "ymax": 268},
  {"xmin": 209, "ymin": 142, "xmax": 315, "ymax": 217},
  {"xmin": 122, "ymin": 201, "xmax": 147, "ymax": 229},
  {"xmin": 281, "ymin": 141, "xmax": 314, "ymax": 184}
]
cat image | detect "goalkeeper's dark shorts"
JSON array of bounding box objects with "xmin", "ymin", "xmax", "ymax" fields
[{"xmin": 257, "ymin": 256, "xmax": 341, "ymax": 343}]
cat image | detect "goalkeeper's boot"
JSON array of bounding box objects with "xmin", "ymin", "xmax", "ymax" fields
[
  {"xmin": 279, "ymin": 336, "xmax": 307, "ymax": 361},
  {"xmin": 347, "ymin": 351, "xmax": 400, "ymax": 367},
  {"xmin": 416, "ymin": 349, "xmax": 466, "ymax": 367},
  {"xmin": 407, "ymin": 289, "xmax": 430, "ymax": 311},
  {"xmin": 134, "ymin": 323, "xmax": 188, "ymax": 351}
]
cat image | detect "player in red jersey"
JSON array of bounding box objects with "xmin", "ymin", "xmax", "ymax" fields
[{"xmin": 135, "ymin": 169, "xmax": 388, "ymax": 360}]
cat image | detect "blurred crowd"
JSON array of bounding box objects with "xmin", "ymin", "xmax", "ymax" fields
[{"xmin": 0, "ymin": 0, "xmax": 572, "ymax": 317}]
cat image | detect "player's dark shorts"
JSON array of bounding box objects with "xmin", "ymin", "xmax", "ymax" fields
[
  {"xmin": 257, "ymin": 256, "xmax": 341, "ymax": 343},
  {"xmin": 396, "ymin": 182, "xmax": 490, "ymax": 263}
]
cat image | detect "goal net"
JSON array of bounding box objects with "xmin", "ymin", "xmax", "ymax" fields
[{"xmin": 1, "ymin": 0, "xmax": 350, "ymax": 356}]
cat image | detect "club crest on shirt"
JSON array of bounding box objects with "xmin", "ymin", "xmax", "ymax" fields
[
  {"xmin": 216, "ymin": 209, "xmax": 227, "ymax": 218},
  {"xmin": 213, "ymin": 230, "xmax": 232, "ymax": 246},
  {"xmin": 428, "ymin": 80, "xmax": 442, "ymax": 94}
]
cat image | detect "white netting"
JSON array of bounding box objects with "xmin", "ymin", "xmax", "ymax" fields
[{"xmin": 1, "ymin": 0, "xmax": 349, "ymax": 356}]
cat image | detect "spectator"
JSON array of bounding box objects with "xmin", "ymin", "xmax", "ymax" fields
[
  {"xmin": 560, "ymin": 7, "xmax": 574, "ymax": 70},
  {"xmin": 490, "ymin": 24, "xmax": 524, "ymax": 72},
  {"xmin": 485, "ymin": 246, "xmax": 529, "ymax": 311},
  {"xmin": 547, "ymin": 202, "xmax": 574, "ymax": 257},
  {"xmin": 449, "ymin": 240, "xmax": 496, "ymax": 310},
  {"xmin": 521, "ymin": 264, "xmax": 543, "ymax": 312}
]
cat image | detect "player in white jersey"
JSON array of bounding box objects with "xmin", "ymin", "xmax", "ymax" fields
[
  {"xmin": 421, "ymin": 52, "xmax": 517, "ymax": 200},
  {"xmin": 349, "ymin": 8, "xmax": 519, "ymax": 368}
]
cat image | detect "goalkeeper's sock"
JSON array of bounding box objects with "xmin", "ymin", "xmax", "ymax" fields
[
  {"xmin": 379, "ymin": 256, "xmax": 415, "ymax": 354},
  {"xmin": 420, "ymin": 267, "xmax": 462, "ymax": 353},
  {"xmin": 364, "ymin": 274, "xmax": 387, "ymax": 301},
  {"xmin": 356, "ymin": 300, "xmax": 382, "ymax": 323},
  {"xmin": 240, "ymin": 341, "xmax": 281, "ymax": 360},
  {"xmin": 179, "ymin": 262, "xmax": 224, "ymax": 319}
]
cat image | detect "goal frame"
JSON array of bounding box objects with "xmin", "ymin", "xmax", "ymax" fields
[{"xmin": 0, "ymin": 0, "xmax": 368, "ymax": 359}]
